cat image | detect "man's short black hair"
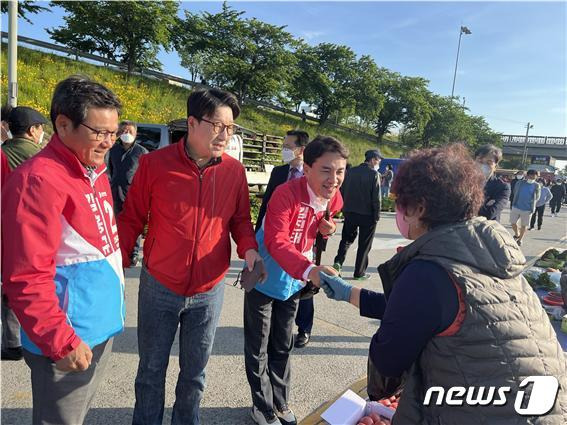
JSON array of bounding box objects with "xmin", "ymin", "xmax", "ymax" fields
[
  {"xmin": 474, "ymin": 144, "xmax": 502, "ymax": 164},
  {"xmin": 50, "ymin": 75, "xmax": 122, "ymax": 133},
  {"xmin": 526, "ymin": 169, "xmax": 538, "ymax": 177},
  {"xmin": 286, "ymin": 130, "xmax": 309, "ymax": 147},
  {"xmin": 119, "ymin": 120, "xmax": 137, "ymax": 131},
  {"xmin": 187, "ymin": 88, "xmax": 240, "ymax": 120},
  {"xmin": 303, "ymin": 135, "xmax": 349, "ymax": 166}
]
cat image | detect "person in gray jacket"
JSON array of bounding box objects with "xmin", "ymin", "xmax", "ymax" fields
[
  {"xmin": 510, "ymin": 169, "xmax": 541, "ymax": 246},
  {"xmin": 319, "ymin": 144, "xmax": 566, "ymax": 424},
  {"xmin": 529, "ymin": 178, "xmax": 553, "ymax": 230},
  {"xmin": 107, "ymin": 120, "xmax": 147, "ymax": 264}
]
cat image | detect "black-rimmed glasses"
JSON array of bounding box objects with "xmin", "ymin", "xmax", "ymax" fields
[
  {"xmin": 198, "ymin": 117, "xmax": 236, "ymax": 136},
  {"xmin": 80, "ymin": 122, "xmax": 118, "ymax": 142}
]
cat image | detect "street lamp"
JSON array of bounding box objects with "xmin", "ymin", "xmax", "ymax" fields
[
  {"xmin": 451, "ymin": 25, "xmax": 472, "ymax": 98},
  {"xmin": 521, "ymin": 122, "xmax": 534, "ymax": 168}
]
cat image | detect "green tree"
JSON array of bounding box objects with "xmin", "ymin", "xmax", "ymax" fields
[
  {"xmin": 401, "ymin": 96, "xmax": 501, "ymax": 151},
  {"xmin": 290, "ymin": 42, "xmax": 357, "ymax": 124},
  {"xmin": 1, "ymin": 1, "xmax": 49, "ymax": 24},
  {"xmin": 48, "ymin": 1, "xmax": 179, "ymax": 77},
  {"xmin": 373, "ymin": 71, "xmax": 432, "ymax": 144},
  {"xmin": 352, "ymin": 55, "xmax": 385, "ymax": 128},
  {"xmin": 401, "ymin": 94, "xmax": 469, "ymax": 149},
  {"xmin": 175, "ymin": 3, "xmax": 298, "ymax": 102}
]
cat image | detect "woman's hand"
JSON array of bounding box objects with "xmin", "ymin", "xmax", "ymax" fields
[{"xmin": 319, "ymin": 272, "xmax": 353, "ymax": 302}]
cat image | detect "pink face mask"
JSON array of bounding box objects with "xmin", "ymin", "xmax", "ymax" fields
[{"xmin": 395, "ymin": 205, "xmax": 411, "ymax": 239}]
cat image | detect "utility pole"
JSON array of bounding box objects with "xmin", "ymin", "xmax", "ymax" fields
[
  {"xmin": 8, "ymin": 0, "xmax": 19, "ymax": 107},
  {"xmin": 521, "ymin": 122, "xmax": 533, "ymax": 168},
  {"xmin": 451, "ymin": 25, "xmax": 471, "ymax": 98}
]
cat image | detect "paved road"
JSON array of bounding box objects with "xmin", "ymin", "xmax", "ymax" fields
[{"xmin": 2, "ymin": 209, "xmax": 566, "ymax": 424}]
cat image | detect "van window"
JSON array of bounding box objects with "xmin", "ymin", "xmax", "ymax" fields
[{"xmin": 137, "ymin": 127, "xmax": 162, "ymax": 151}]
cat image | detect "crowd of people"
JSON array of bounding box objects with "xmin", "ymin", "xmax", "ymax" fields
[{"xmin": 1, "ymin": 76, "xmax": 566, "ymax": 425}]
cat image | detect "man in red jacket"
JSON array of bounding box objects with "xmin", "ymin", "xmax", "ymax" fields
[
  {"xmin": 118, "ymin": 88, "xmax": 261, "ymax": 425},
  {"xmin": 244, "ymin": 136, "xmax": 347, "ymax": 425},
  {"xmin": 2, "ymin": 76, "xmax": 124, "ymax": 424}
]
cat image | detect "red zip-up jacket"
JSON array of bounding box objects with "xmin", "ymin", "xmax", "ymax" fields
[
  {"xmin": 263, "ymin": 177, "xmax": 343, "ymax": 280},
  {"xmin": 117, "ymin": 140, "xmax": 258, "ymax": 296}
]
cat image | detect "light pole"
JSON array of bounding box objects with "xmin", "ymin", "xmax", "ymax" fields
[
  {"xmin": 8, "ymin": 0, "xmax": 18, "ymax": 107},
  {"xmin": 451, "ymin": 25, "xmax": 471, "ymax": 98},
  {"xmin": 521, "ymin": 122, "xmax": 533, "ymax": 168}
]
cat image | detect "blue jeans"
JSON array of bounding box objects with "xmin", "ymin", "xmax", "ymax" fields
[{"xmin": 133, "ymin": 267, "xmax": 225, "ymax": 425}]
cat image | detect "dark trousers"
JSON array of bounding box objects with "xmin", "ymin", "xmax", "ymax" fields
[
  {"xmin": 334, "ymin": 212, "xmax": 377, "ymax": 277},
  {"xmin": 23, "ymin": 339, "xmax": 112, "ymax": 425},
  {"xmin": 550, "ymin": 198, "xmax": 562, "ymax": 214},
  {"xmin": 530, "ymin": 205, "xmax": 545, "ymax": 229},
  {"xmin": 1, "ymin": 293, "xmax": 21, "ymax": 349},
  {"xmin": 244, "ymin": 288, "xmax": 300, "ymax": 415},
  {"xmin": 295, "ymin": 297, "xmax": 314, "ymax": 334}
]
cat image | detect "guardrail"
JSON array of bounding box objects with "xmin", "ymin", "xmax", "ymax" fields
[{"xmin": 501, "ymin": 134, "xmax": 566, "ymax": 146}]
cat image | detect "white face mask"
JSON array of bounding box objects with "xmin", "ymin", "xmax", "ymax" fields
[
  {"xmin": 6, "ymin": 130, "xmax": 12, "ymax": 140},
  {"xmin": 120, "ymin": 133, "xmax": 135, "ymax": 144},
  {"xmin": 38, "ymin": 131, "xmax": 44, "ymax": 145},
  {"xmin": 516, "ymin": 175, "xmax": 524, "ymax": 180},
  {"xmin": 480, "ymin": 163, "xmax": 492, "ymax": 179},
  {"xmin": 282, "ymin": 148, "xmax": 296, "ymax": 164},
  {"xmin": 373, "ymin": 164, "xmax": 380, "ymax": 172},
  {"xmin": 526, "ymin": 179, "xmax": 535, "ymax": 184}
]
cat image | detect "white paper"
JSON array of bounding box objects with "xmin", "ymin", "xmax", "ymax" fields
[{"xmin": 321, "ymin": 389, "xmax": 367, "ymax": 425}]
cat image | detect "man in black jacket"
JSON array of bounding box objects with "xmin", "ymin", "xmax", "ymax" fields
[
  {"xmin": 333, "ymin": 149, "xmax": 382, "ymax": 280},
  {"xmin": 475, "ymin": 144, "xmax": 510, "ymax": 222},
  {"xmin": 550, "ymin": 178, "xmax": 566, "ymax": 216},
  {"xmin": 254, "ymin": 130, "xmax": 317, "ymax": 348},
  {"xmin": 107, "ymin": 120, "xmax": 148, "ymax": 264}
]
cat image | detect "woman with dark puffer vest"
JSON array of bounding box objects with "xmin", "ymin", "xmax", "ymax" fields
[{"xmin": 318, "ymin": 144, "xmax": 566, "ymax": 425}]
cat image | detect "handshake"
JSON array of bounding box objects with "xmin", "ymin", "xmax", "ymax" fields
[{"xmin": 307, "ymin": 265, "xmax": 353, "ymax": 303}]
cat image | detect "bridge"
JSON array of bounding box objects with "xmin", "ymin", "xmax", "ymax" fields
[{"xmin": 501, "ymin": 134, "xmax": 567, "ymax": 160}]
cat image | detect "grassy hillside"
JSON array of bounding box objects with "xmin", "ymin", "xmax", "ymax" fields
[{"xmin": 1, "ymin": 44, "xmax": 401, "ymax": 163}]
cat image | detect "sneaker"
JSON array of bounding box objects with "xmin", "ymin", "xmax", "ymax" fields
[
  {"xmin": 353, "ymin": 273, "xmax": 371, "ymax": 281},
  {"xmin": 250, "ymin": 406, "xmax": 281, "ymax": 425},
  {"xmin": 277, "ymin": 405, "xmax": 297, "ymax": 425},
  {"xmin": 528, "ymin": 227, "xmax": 534, "ymax": 230},
  {"xmin": 332, "ymin": 262, "xmax": 342, "ymax": 275},
  {"xmin": 517, "ymin": 239, "xmax": 522, "ymax": 246}
]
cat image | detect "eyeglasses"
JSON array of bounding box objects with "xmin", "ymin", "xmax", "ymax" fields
[
  {"xmin": 80, "ymin": 122, "xmax": 118, "ymax": 142},
  {"xmin": 198, "ymin": 117, "xmax": 236, "ymax": 136}
]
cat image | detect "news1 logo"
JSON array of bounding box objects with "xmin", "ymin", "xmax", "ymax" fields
[{"xmin": 423, "ymin": 376, "xmax": 559, "ymax": 415}]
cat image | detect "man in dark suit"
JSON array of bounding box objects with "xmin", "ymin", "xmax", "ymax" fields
[
  {"xmin": 255, "ymin": 130, "xmax": 309, "ymax": 231},
  {"xmin": 475, "ymin": 144, "xmax": 510, "ymax": 222},
  {"xmin": 255, "ymin": 130, "xmax": 317, "ymax": 348},
  {"xmin": 333, "ymin": 150, "xmax": 382, "ymax": 280}
]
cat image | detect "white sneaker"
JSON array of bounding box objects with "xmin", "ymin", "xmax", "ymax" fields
[
  {"xmin": 277, "ymin": 407, "xmax": 297, "ymax": 425},
  {"xmin": 250, "ymin": 406, "xmax": 282, "ymax": 425}
]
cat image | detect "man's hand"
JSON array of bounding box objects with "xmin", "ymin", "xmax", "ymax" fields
[
  {"xmin": 308, "ymin": 265, "xmax": 338, "ymax": 287},
  {"xmin": 318, "ymin": 218, "xmax": 336, "ymax": 236},
  {"xmin": 55, "ymin": 341, "xmax": 93, "ymax": 372},
  {"xmin": 319, "ymin": 272, "xmax": 353, "ymax": 302},
  {"xmin": 244, "ymin": 249, "xmax": 267, "ymax": 283}
]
